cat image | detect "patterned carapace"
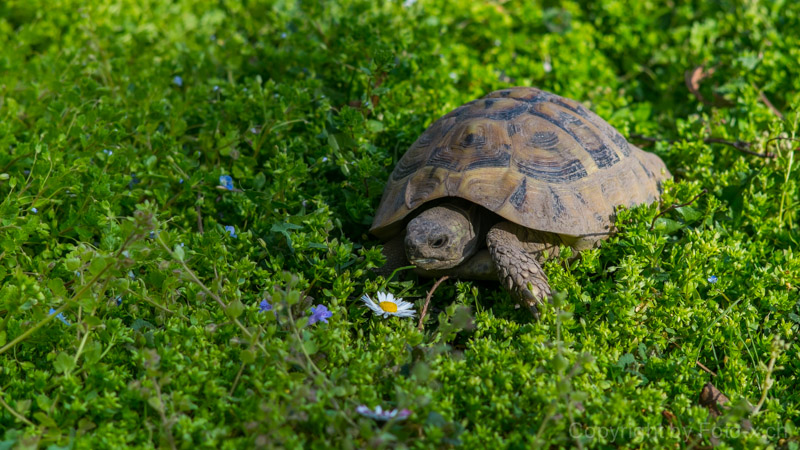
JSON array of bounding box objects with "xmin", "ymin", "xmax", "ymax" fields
[{"xmin": 371, "ymin": 87, "xmax": 670, "ymax": 241}]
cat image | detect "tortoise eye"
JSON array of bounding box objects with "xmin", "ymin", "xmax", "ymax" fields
[{"xmin": 430, "ymin": 236, "xmax": 448, "ymax": 248}]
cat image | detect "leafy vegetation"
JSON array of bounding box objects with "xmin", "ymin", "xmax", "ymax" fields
[{"xmin": 1, "ymin": 0, "xmax": 799, "ymax": 448}]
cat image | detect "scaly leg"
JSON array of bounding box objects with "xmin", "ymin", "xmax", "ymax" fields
[{"xmin": 486, "ymin": 221, "xmax": 564, "ymax": 318}]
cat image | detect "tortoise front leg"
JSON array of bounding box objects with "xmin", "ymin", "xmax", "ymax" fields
[{"xmin": 486, "ymin": 222, "xmax": 564, "ymax": 319}]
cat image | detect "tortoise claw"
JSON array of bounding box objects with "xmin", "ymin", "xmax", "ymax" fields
[{"xmin": 521, "ymin": 284, "xmax": 546, "ymax": 320}]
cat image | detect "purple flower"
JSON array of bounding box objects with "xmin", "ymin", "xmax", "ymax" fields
[
  {"xmin": 224, "ymin": 225, "xmax": 237, "ymax": 238},
  {"xmin": 708, "ymin": 275, "xmax": 718, "ymax": 284},
  {"xmin": 49, "ymin": 308, "xmax": 70, "ymax": 326},
  {"xmin": 259, "ymin": 299, "xmax": 273, "ymax": 313},
  {"xmin": 308, "ymin": 304, "xmax": 332, "ymax": 325},
  {"xmin": 356, "ymin": 405, "xmax": 411, "ymax": 421},
  {"xmin": 219, "ymin": 175, "xmax": 234, "ymax": 191},
  {"xmin": 173, "ymin": 75, "xmax": 183, "ymax": 87}
]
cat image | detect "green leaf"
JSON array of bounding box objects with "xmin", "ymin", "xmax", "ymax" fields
[
  {"xmin": 54, "ymin": 352, "xmax": 75, "ymax": 374},
  {"xmin": 174, "ymin": 244, "xmax": 185, "ymax": 261},
  {"xmin": 653, "ymin": 217, "xmax": 683, "ymax": 234},
  {"xmin": 147, "ymin": 396, "xmax": 163, "ymax": 413},
  {"xmin": 327, "ymin": 133, "xmax": 339, "ymax": 151},
  {"xmin": 616, "ymin": 353, "xmax": 636, "ymax": 368},
  {"xmin": 131, "ymin": 319, "xmax": 155, "ymax": 331},
  {"xmin": 303, "ymin": 339, "xmax": 318, "ymax": 355},
  {"xmin": 271, "ymin": 222, "xmax": 302, "ymax": 253},
  {"xmin": 241, "ymin": 349, "xmax": 256, "ymax": 364},
  {"xmin": 226, "ymin": 299, "xmax": 244, "ymax": 319},
  {"xmin": 675, "ymin": 205, "xmax": 703, "ymax": 223},
  {"xmin": 65, "ymin": 257, "xmax": 81, "ymax": 271},
  {"xmin": 366, "ymin": 120, "xmax": 384, "ymax": 132},
  {"xmin": 48, "ymin": 278, "xmax": 67, "ymax": 298}
]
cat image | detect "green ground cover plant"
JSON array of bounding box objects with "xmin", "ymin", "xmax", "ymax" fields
[{"xmin": 1, "ymin": 0, "xmax": 799, "ymax": 447}]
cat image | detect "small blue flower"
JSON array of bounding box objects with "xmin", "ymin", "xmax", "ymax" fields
[
  {"xmin": 128, "ymin": 270, "xmax": 136, "ymax": 280},
  {"xmin": 122, "ymin": 250, "xmax": 130, "ymax": 258},
  {"xmin": 321, "ymin": 156, "xmax": 328, "ymax": 163},
  {"xmin": 224, "ymin": 225, "xmax": 237, "ymax": 238},
  {"xmin": 103, "ymin": 149, "xmax": 113, "ymax": 156},
  {"xmin": 356, "ymin": 405, "xmax": 411, "ymax": 421},
  {"xmin": 280, "ymin": 32, "xmax": 287, "ymax": 39},
  {"xmin": 259, "ymin": 299, "xmax": 273, "ymax": 313},
  {"xmin": 219, "ymin": 175, "xmax": 234, "ymax": 191},
  {"xmin": 250, "ymin": 127, "xmax": 258, "ymax": 134},
  {"xmin": 179, "ymin": 178, "xmax": 184, "ymax": 184},
  {"xmin": 115, "ymin": 296, "xmax": 122, "ymax": 306},
  {"xmin": 708, "ymin": 275, "xmax": 718, "ymax": 284},
  {"xmin": 128, "ymin": 173, "xmax": 140, "ymax": 189},
  {"xmin": 173, "ymin": 75, "xmax": 183, "ymax": 87},
  {"xmin": 308, "ymin": 304, "xmax": 332, "ymax": 325},
  {"xmin": 149, "ymin": 231, "xmax": 156, "ymax": 239},
  {"xmin": 31, "ymin": 207, "xmax": 38, "ymax": 214},
  {"xmin": 49, "ymin": 308, "xmax": 70, "ymax": 326},
  {"xmin": 213, "ymin": 85, "xmax": 219, "ymax": 92},
  {"xmin": 179, "ymin": 242, "xmax": 185, "ymax": 247}
]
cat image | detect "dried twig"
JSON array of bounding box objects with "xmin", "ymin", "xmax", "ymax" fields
[
  {"xmin": 628, "ymin": 134, "xmax": 671, "ymax": 144},
  {"xmin": 696, "ymin": 361, "xmax": 717, "ymax": 377},
  {"xmin": 685, "ymin": 65, "xmax": 733, "ymax": 107},
  {"xmin": 758, "ymin": 90, "xmax": 785, "ymax": 120},
  {"xmin": 765, "ymin": 136, "xmax": 800, "ymax": 155},
  {"xmin": 417, "ymin": 275, "xmax": 449, "ymax": 331},
  {"xmin": 649, "ymin": 189, "xmax": 708, "ymax": 231},
  {"xmin": 629, "ymin": 134, "xmax": 776, "ymax": 159},
  {"xmin": 702, "ymin": 138, "xmax": 775, "ymax": 158}
]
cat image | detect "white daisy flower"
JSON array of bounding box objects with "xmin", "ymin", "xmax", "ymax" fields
[
  {"xmin": 361, "ymin": 292, "xmax": 416, "ymax": 318},
  {"xmin": 356, "ymin": 405, "xmax": 411, "ymax": 421}
]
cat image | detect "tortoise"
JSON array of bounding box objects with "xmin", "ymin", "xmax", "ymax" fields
[{"xmin": 370, "ymin": 87, "xmax": 670, "ymax": 317}]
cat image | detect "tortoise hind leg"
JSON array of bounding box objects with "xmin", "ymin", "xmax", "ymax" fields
[{"xmin": 486, "ymin": 221, "xmax": 564, "ymax": 319}]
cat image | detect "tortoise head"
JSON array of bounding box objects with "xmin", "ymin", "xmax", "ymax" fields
[{"xmin": 404, "ymin": 201, "xmax": 481, "ymax": 270}]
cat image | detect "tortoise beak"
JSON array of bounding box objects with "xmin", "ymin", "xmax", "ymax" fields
[{"xmin": 409, "ymin": 258, "xmax": 437, "ymax": 266}]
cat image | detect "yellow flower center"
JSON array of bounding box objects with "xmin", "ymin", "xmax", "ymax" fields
[{"xmin": 379, "ymin": 302, "xmax": 398, "ymax": 313}]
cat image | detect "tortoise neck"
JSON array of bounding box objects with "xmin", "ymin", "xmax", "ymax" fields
[{"xmin": 436, "ymin": 199, "xmax": 497, "ymax": 248}]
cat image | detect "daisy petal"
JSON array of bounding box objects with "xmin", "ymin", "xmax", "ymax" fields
[{"xmin": 361, "ymin": 291, "xmax": 417, "ymax": 319}]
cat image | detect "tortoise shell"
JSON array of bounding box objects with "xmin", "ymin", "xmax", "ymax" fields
[{"xmin": 370, "ymin": 87, "xmax": 671, "ymax": 240}]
